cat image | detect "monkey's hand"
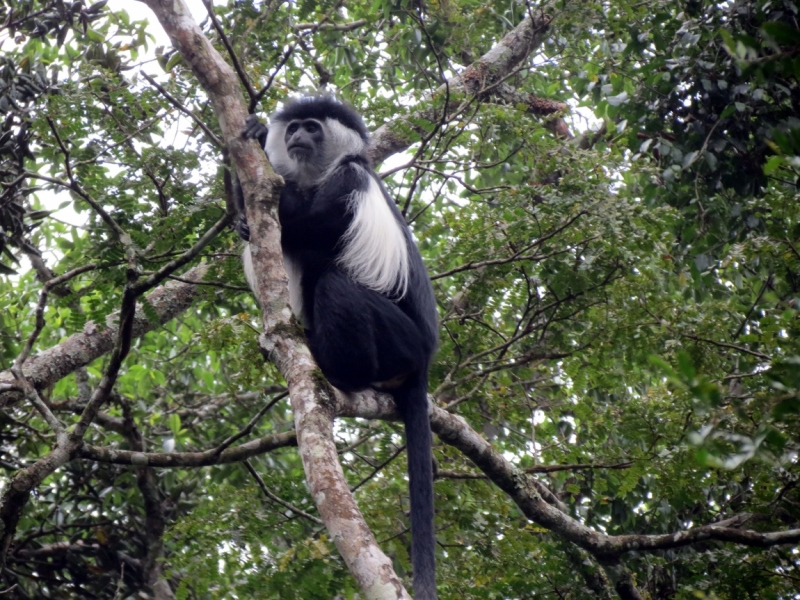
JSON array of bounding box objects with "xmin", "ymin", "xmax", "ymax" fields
[
  {"xmin": 243, "ymin": 114, "xmax": 268, "ymax": 149},
  {"xmin": 235, "ymin": 213, "xmax": 251, "ymax": 242},
  {"xmin": 232, "ymin": 172, "xmax": 251, "ymax": 242}
]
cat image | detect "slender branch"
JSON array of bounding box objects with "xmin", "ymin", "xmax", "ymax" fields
[
  {"xmin": 250, "ymin": 0, "xmax": 345, "ymax": 110},
  {"xmin": 212, "ymin": 391, "xmax": 289, "ymax": 456},
  {"xmin": 732, "ymin": 275, "xmax": 772, "ymax": 340},
  {"xmin": 131, "ymin": 210, "xmax": 234, "ymax": 295},
  {"xmin": 14, "ymin": 264, "xmax": 98, "ymax": 367},
  {"xmin": 681, "ymin": 332, "xmax": 771, "ymax": 361},
  {"xmin": 436, "ymin": 461, "xmax": 634, "ymax": 479},
  {"xmin": 8, "ymin": 371, "xmax": 64, "ymax": 434},
  {"xmin": 340, "ymin": 392, "xmax": 800, "ymax": 561},
  {"xmin": 141, "ymin": 72, "xmax": 223, "ymax": 147},
  {"xmin": 431, "ymin": 243, "xmax": 587, "ymax": 280},
  {"xmin": 78, "ymin": 430, "xmax": 297, "ymax": 466},
  {"xmin": 201, "ymin": 0, "xmax": 257, "ymax": 102},
  {"xmin": 43, "ymin": 119, "xmax": 127, "ymax": 240},
  {"xmin": 293, "ymin": 19, "xmax": 366, "ymax": 31},
  {"xmin": 243, "ymin": 460, "xmax": 323, "ymax": 524},
  {"xmin": 350, "ymin": 445, "xmax": 405, "ymax": 494}
]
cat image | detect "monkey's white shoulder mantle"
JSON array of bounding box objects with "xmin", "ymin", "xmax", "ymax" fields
[
  {"xmin": 337, "ymin": 164, "xmax": 409, "ymax": 299},
  {"xmin": 242, "ymin": 162, "xmax": 409, "ymax": 321}
]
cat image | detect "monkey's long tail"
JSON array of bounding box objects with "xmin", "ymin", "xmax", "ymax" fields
[{"xmin": 396, "ymin": 372, "xmax": 437, "ymax": 600}]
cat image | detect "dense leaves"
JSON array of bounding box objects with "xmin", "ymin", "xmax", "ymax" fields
[{"xmin": 0, "ymin": 0, "xmax": 798, "ymax": 598}]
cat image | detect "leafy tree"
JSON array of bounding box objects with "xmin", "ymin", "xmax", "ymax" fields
[{"xmin": 0, "ymin": 0, "xmax": 797, "ymax": 598}]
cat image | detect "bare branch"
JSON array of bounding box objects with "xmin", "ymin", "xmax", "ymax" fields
[
  {"xmin": 141, "ymin": 72, "xmax": 223, "ymax": 147},
  {"xmin": 201, "ymin": 0, "xmax": 257, "ymax": 103},
  {"xmin": 212, "ymin": 391, "xmax": 289, "ymax": 457},
  {"xmin": 436, "ymin": 461, "xmax": 634, "ymax": 479},
  {"xmin": 44, "ymin": 118, "xmax": 127, "ymax": 240},
  {"xmin": 293, "ymin": 19, "xmax": 367, "ymax": 31},
  {"xmin": 78, "ymin": 431, "xmax": 297, "ymax": 466},
  {"xmin": 244, "ymin": 460, "xmax": 323, "ymax": 525},
  {"xmin": 340, "ymin": 392, "xmax": 800, "ymax": 558}
]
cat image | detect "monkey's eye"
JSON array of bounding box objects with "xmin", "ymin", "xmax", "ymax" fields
[
  {"xmin": 287, "ymin": 123, "xmax": 299, "ymax": 135},
  {"xmin": 304, "ymin": 122, "xmax": 320, "ymax": 133}
]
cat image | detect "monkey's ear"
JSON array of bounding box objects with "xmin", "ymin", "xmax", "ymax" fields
[{"xmin": 243, "ymin": 114, "xmax": 268, "ymax": 149}]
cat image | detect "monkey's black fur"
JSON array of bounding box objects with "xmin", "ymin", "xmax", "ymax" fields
[{"xmin": 238, "ymin": 97, "xmax": 438, "ymax": 599}]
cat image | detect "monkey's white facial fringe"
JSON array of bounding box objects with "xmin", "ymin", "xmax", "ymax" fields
[
  {"xmin": 265, "ymin": 122, "xmax": 295, "ymax": 178},
  {"xmin": 324, "ymin": 119, "xmax": 367, "ymax": 164},
  {"xmin": 338, "ymin": 168, "xmax": 409, "ymax": 298}
]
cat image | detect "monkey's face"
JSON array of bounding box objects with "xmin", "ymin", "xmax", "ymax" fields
[{"xmin": 285, "ymin": 119, "xmax": 325, "ymax": 163}]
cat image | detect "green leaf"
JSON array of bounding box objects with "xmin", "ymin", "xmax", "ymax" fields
[
  {"xmin": 86, "ymin": 29, "xmax": 105, "ymax": 43},
  {"xmin": 676, "ymin": 351, "xmax": 696, "ymax": 380},
  {"xmin": 761, "ymin": 22, "xmax": 799, "ymax": 46},
  {"xmin": 648, "ymin": 355, "xmax": 677, "ymax": 377},
  {"xmin": 719, "ymin": 28, "xmax": 736, "ymax": 54},
  {"xmin": 168, "ymin": 413, "xmax": 182, "ymax": 436},
  {"xmin": 772, "ymin": 396, "xmax": 800, "ymax": 419},
  {"xmin": 763, "ymin": 155, "xmax": 783, "ymax": 174}
]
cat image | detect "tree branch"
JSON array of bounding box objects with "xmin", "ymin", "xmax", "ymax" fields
[
  {"xmin": 369, "ymin": 12, "xmax": 553, "ymax": 164},
  {"xmin": 77, "ymin": 430, "xmax": 297, "ymax": 466},
  {"xmin": 243, "ymin": 460, "xmax": 323, "ymax": 525},
  {"xmin": 0, "ymin": 263, "xmax": 215, "ymax": 409},
  {"xmin": 135, "ymin": 2, "xmax": 410, "ymax": 596},
  {"xmin": 340, "ymin": 392, "xmax": 800, "ymax": 558}
]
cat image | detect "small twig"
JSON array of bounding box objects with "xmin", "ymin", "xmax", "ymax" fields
[
  {"xmin": 165, "ymin": 274, "xmax": 249, "ymax": 292},
  {"xmin": 350, "ymin": 445, "xmax": 405, "ymax": 494},
  {"xmin": 432, "ymin": 233, "xmax": 592, "ymax": 280},
  {"xmin": 213, "ymin": 391, "xmax": 288, "ymax": 456},
  {"xmin": 141, "ymin": 72, "xmax": 223, "ymax": 147},
  {"xmin": 113, "ymin": 562, "xmax": 125, "ymax": 600},
  {"xmin": 131, "ymin": 209, "xmax": 235, "ymax": 295},
  {"xmin": 243, "ymin": 460, "xmax": 323, "ymax": 524},
  {"xmin": 72, "ymin": 114, "xmax": 164, "ymax": 167},
  {"xmin": 9, "ymin": 369, "xmax": 64, "ymax": 434},
  {"xmin": 14, "ymin": 264, "xmax": 98, "ymax": 367},
  {"xmin": 293, "ymin": 19, "xmax": 366, "ymax": 31},
  {"xmin": 721, "ymin": 370, "xmax": 767, "ymax": 381},
  {"xmin": 250, "ymin": 0, "xmax": 345, "ymax": 110},
  {"xmin": 436, "ymin": 461, "xmax": 635, "ymax": 479},
  {"xmin": 681, "ymin": 332, "xmax": 771, "ymax": 361},
  {"xmin": 24, "ymin": 166, "xmax": 126, "ymax": 240},
  {"xmin": 731, "ymin": 275, "xmax": 772, "ymax": 340},
  {"xmin": 201, "ymin": 0, "xmax": 257, "ymax": 102}
]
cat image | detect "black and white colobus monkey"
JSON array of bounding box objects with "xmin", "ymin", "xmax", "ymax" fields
[{"xmin": 237, "ymin": 96, "xmax": 439, "ymax": 599}]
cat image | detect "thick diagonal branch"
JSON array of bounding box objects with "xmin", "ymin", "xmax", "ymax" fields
[
  {"xmin": 343, "ymin": 392, "xmax": 800, "ymax": 555},
  {"xmin": 0, "ymin": 263, "xmax": 213, "ymax": 409},
  {"xmin": 139, "ymin": 1, "xmax": 411, "ymax": 597},
  {"xmin": 368, "ymin": 12, "xmax": 555, "ymax": 164}
]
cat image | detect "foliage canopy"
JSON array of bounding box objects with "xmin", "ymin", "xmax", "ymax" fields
[{"xmin": 0, "ymin": 0, "xmax": 798, "ymax": 598}]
